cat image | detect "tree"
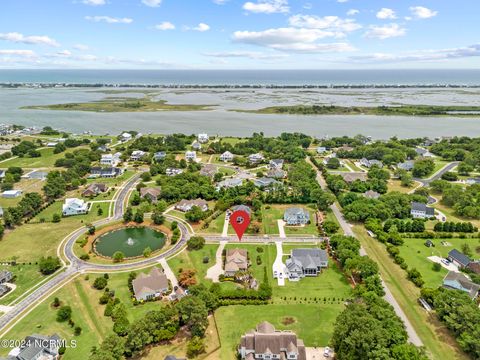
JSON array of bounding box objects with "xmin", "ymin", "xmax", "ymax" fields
[
  {"xmin": 133, "ymin": 210, "xmax": 144, "ymax": 223},
  {"xmin": 112, "ymin": 251, "xmax": 125, "ymax": 263},
  {"xmin": 178, "ymin": 269, "xmax": 197, "ymax": 288},
  {"xmin": 56, "ymin": 305, "xmax": 72, "ymax": 322},
  {"xmin": 39, "ymin": 256, "xmax": 61, "ymax": 275},
  {"xmin": 97, "ymin": 207, "xmax": 103, "ymax": 216},
  {"xmin": 400, "ymin": 171, "xmax": 413, "ymax": 187},
  {"xmin": 322, "ymin": 220, "xmax": 339, "ymax": 235},
  {"xmin": 326, "ymin": 157, "xmax": 340, "ymax": 169},
  {"xmin": 185, "ymin": 206, "xmax": 205, "ymax": 223},
  {"xmin": 187, "ymin": 336, "xmax": 205, "ymax": 358},
  {"xmin": 93, "ymin": 276, "xmax": 108, "ymax": 290},
  {"xmin": 412, "ymin": 159, "xmax": 435, "ymax": 178},
  {"xmin": 123, "ymin": 207, "xmax": 133, "ymax": 222},
  {"xmin": 175, "ymin": 296, "xmax": 208, "ymax": 337},
  {"xmin": 74, "ymin": 326, "xmax": 82, "ymax": 336},
  {"xmin": 52, "ymin": 213, "xmax": 61, "ymax": 223},
  {"xmin": 143, "ymin": 247, "xmax": 152, "ymax": 257},
  {"xmin": 52, "ymin": 297, "xmax": 60, "ymax": 307},
  {"xmin": 43, "ymin": 171, "xmax": 67, "ymax": 199},
  {"xmin": 187, "ymin": 236, "xmax": 205, "ymax": 251},
  {"xmin": 151, "ymin": 211, "xmax": 165, "ymax": 225}
]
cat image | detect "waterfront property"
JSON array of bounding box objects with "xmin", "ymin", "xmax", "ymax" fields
[
  {"xmin": 197, "ymin": 133, "xmax": 209, "ymax": 143},
  {"xmin": 238, "ymin": 321, "xmax": 306, "ymax": 360},
  {"xmin": 130, "ymin": 150, "xmax": 147, "ymax": 161},
  {"xmin": 284, "ymin": 207, "xmax": 310, "ymax": 226},
  {"xmin": 100, "ymin": 152, "xmax": 121, "ymax": 166},
  {"xmin": 120, "ymin": 132, "xmax": 132, "ymax": 142},
  {"xmin": 442, "ymin": 271, "xmax": 480, "ymax": 299},
  {"xmin": 285, "ymin": 248, "xmax": 328, "ymax": 281},
  {"xmin": 132, "ymin": 267, "xmax": 169, "ymax": 301},
  {"xmin": 248, "ymin": 153, "xmax": 264, "ymax": 164},
  {"xmin": 410, "ymin": 202, "xmax": 435, "ymax": 219},
  {"xmin": 62, "ymin": 198, "xmax": 89, "ymax": 216}
]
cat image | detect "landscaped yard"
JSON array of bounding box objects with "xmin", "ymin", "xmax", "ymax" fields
[
  {"xmin": 201, "ymin": 212, "xmax": 226, "ymax": 234},
  {"xmin": 262, "ymin": 204, "xmax": 319, "ymax": 236},
  {"xmin": 167, "ymin": 245, "xmax": 219, "ymax": 283}
]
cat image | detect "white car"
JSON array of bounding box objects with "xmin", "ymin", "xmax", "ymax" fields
[
  {"xmin": 324, "ymin": 347, "xmax": 331, "ymax": 358},
  {"xmin": 441, "ymin": 259, "xmax": 450, "ymax": 266}
]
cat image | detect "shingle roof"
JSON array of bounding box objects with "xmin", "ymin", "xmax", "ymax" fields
[
  {"xmin": 443, "ymin": 271, "xmax": 480, "ymax": 298},
  {"xmin": 448, "ymin": 249, "xmax": 471, "ymax": 267},
  {"xmin": 290, "ymin": 248, "xmax": 328, "ymax": 269}
]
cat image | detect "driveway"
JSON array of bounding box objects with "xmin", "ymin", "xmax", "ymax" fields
[
  {"xmin": 277, "ymin": 220, "xmax": 286, "ymax": 238},
  {"xmin": 159, "ymin": 258, "xmax": 179, "ymax": 289},
  {"xmin": 272, "ymin": 241, "xmax": 285, "ymax": 286},
  {"xmin": 222, "ymin": 213, "xmax": 229, "ymax": 238},
  {"xmin": 428, "ymin": 256, "xmax": 459, "ymax": 272},
  {"xmin": 206, "ymin": 241, "xmax": 227, "ymax": 283}
]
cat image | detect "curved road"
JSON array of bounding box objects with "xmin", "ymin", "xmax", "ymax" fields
[{"xmin": 0, "ymin": 173, "xmax": 190, "ymax": 335}]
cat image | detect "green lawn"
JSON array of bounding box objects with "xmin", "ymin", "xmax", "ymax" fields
[
  {"xmin": 224, "ymin": 243, "xmax": 274, "ymax": 282},
  {"xmin": 399, "ymin": 237, "xmax": 480, "ymax": 288},
  {"xmin": 0, "ymin": 264, "xmax": 46, "ymax": 305},
  {"xmin": 168, "ymin": 245, "xmax": 219, "ymax": 283},
  {"xmin": 31, "ymin": 201, "xmax": 110, "ymax": 224},
  {"xmin": 201, "ymin": 212, "xmax": 226, "ymax": 234},
  {"xmin": 261, "ymin": 204, "xmax": 319, "ymax": 236},
  {"xmin": 387, "ymin": 179, "xmax": 416, "ymax": 194},
  {"xmin": 86, "ymin": 170, "xmax": 135, "ymax": 186},
  {"xmin": 0, "ymin": 147, "xmax": 81, "ymax": 168},
  {"xmin": 215, "ymin": 303, "xmax": 343, "ymax": 359}
]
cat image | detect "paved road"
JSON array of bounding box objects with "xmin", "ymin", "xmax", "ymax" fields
[
  {"xmin": 0, "ymin": 173, "xmax": 190, "ymax": 335},
  {"xmin": 306, "ymin": 158, "xmax": 423, "ymax": 346},
  {"xmin": 414, "ymin": 161, "xmax": 459, "ymax": 186}
]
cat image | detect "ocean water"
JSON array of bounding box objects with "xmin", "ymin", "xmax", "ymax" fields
[{"xmin": 1, "ymin": 69, "xmax": 480, "ymax": 86}]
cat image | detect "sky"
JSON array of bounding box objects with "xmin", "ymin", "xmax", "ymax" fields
[{"xmin": 0, "ymin": 0, "xmax": 479, "ymax": 69}]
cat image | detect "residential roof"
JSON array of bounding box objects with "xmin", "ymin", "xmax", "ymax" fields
[
  {"xmin": 132, "ymin": 268, "xmax": 169, "ymax": 298},
  {"xmin": 225, "ymin": 248, "xmax": 248, "ymax": 273},
  {"xmin": 232, "ymin": 205, "xmax": 251, "ymax": 214},
  {"xmin": 364, "ymin": 190, "xmax": 380, "ymax": 199},
  {"xmin": 140, "ymin": 187, "xmax": 161, "ymax": 199},
  {"xmin": 443, "ymin": 271, "xmax": 480, "ymax": 299},
  {"xmin": 411, "ymin": 202, "xmax": 435, "ymax": 216},
  {"xmin": 176, "ymin": 199, "xmax": 208, "ymax": 210},
  {"xmin": 448, "ymin": 249, "xmax": 471, "ymax": 267},
  {"xmin": 284, "ymin": 207, "xmax": 309, "ymax": 219},
  {"xmin": 253, "ymin": 177, "xmax": 279, "ymax": 187},
  {"xmin": 290, "ymin": 248, "xmax": 328, "ymax": 269},
  {"xmin": 340, "ymin": 172, "xmax": 368, "ymax": 183}
]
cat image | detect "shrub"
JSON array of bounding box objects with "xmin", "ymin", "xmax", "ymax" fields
[
  {"xmin": 56, "ymin": 305, "xmax": 72, "ymax": 322},
  {"xmin": 187, "ymin": 236, "xmax": 206, "ymax": 251},
  {"xmin": 93, "ymin": 276, "xmax": 108, "ymax": 290}
]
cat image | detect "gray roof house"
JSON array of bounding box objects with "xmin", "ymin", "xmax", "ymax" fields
[
  {"xmin": 239, "ymin": 321, "xmax": 306, "ymax": 360},
  {"xmin": 266, "ymin": 168, "xmax": 286, "ymax": 179},
  {"xmin": 175, "ymin": 199, "xmax": 208, "ymax": 212},
  {"xmin": 411, "ymin": 202, "xmax": 435, "ymax": 219},
  {"xmin": 443, "ymin": 271, "xmax": 480, "ymax": 299},
  {"xmin": 0, "ymin": 270, "xmax": 13, "ymax": 284},
  {"xmin": 154, "ymin": 151, "xmax": 167, "ymax": 161},
  {"xmin": 216, "ymin": 177, "xmax": 243, "ymax": 190},
  {"xmin": 363, "ymin": 190, "xmax": 380, "ymax": 199},
  {"xmin": 132, "ymin": 268, "xmax": 169, "ymax": 301},
  {"xmin": 0, "ymin": 284, "xmax": 9, "ymax": 297},
  {"xmin": 269, "ymin": 159, "xmax": 284, "ymax": 169},
  {"xmin": 164, "ymin": 356, "xmax": 186, "ymax": 360},
  {"xmin": 200, "ymin": 164, "xmax": 217, "ymax": 177},
  {"xmin": 397, "ymin": 160, "xmax": 415, "ymax": 171},
  {"xmin": 360, "ymin": 158, "xmax": 383, "ymax": 168},
  {"xmin": 285, "ymin": 248, "xmax": 328, "ymax": 281},
  {"xmin": 447, "ymin": 249, "xmax": 471, "ymax": 268},
  {"xmin": 90, "ymin": 166, "xmax": 123, "ymax": 178},
  {"xmin": 253, "ymin": 177, "xmax": 280, "ymax": 188},
  {"xmin": 284, "ymin": 207, "xmax": 310, "ymax": 226},
  {"xmin": 4, "ymin": 334, "xmax": 61, "ymax": 360}
]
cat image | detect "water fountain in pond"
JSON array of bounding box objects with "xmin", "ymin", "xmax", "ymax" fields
[{"xmin": 126, "ymin": 237, "xmax": 136, "ymax": 246}]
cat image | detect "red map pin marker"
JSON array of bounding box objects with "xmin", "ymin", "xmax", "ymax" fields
[{"xmin": 229, "ymin": 209, "xmax": 250, "ymax": 241}]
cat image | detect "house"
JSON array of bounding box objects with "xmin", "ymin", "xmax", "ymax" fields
[
  {"xmin": 443, "ymin": 271, "xmax": 480, "ymax": 299},
  {"xmin": 197, "ymin": 133, "xmax": 209, "ymax": 143},
  {"xmin": 62, "ymin": 198, "xmax": 89, "ymax": 216},
  {"xmin": 447, "ymin": 249, "xmax": 471, "ymax": 269},
  {"xmin": 46, "ymin": 142, "xmax": 58, "ymax": 147},
  {"xmin": 397, "ymin": 160, "xmax": 415, "ymax": 171},
  {"xmin": 90, "ymin": 167, "xmax": 123, "ymax": 178},
  {"xmin": 415, "ymin": 147, "xmax": 434, "ymax": 158},
  {"xmin": 340, "ymin": 172, "xmax": 368, "ymax": 183},
  {"xmin": 97, "ymin": 145, "xmax": 108, "ymax": 152},
  {"xmin": 253, "ymin": 177, "xmax": 280, "ymax": 188},
  {"xmin": 5, "ymin": 334, "xmax": 61, "ymax": 360},
  {"xmin": 164, "ymin": 356, "xmax": 186, "ymax": 360},
  {"xmin": 130, "ymin": 150, "xmax": 146, "ymax": 161},
  {"xmin": 200, "ymin": 164, "xmax": 217, "ymax": 177},
  {"xmin": 224, "ymin": 248, "xmax": 249, "ymax": 276},
  {"xmin": 100, "ymin": 152, "xmax": 121, "ymax": 166},
  {"xmin": 82, "ymin": 183, "xmax": 108, "ymax": 197},
  {"xmin": 185, "ymin": 151, "xmax": 197, "ymax": 162},
  {"xmin": 316, "ymin": 146, "xmax": 327, "ymax": 154},
  {"xmin": 285, "ymin": 248, "xmax": 328, "ymax": 281},
  {"xmin": 360, "ymin": 158, "xmax": 383, "ymax": 168},
  {"xmin": 239, "ymin": 321, "xmax": 306, "ymax": 360},
  {"xmin": 248, "ymin": 153, "xmax": 264, "ymax": 164},
  {"xmin": 0, "ymin": 284, "xmax": 9, "ymax": 297},
  {"xmin": 232, "ymin": 205, "xmax": 251, "ymax": 215},
  {"xmin": 269, "ymin": 159, "xmax": 284, "ymax": 169},
  {"xmin": 132, "ymin": 267, "xmax": 169, "ymax": 301},
  {"xmin": 166, "ymin": 168, "xmax": 183, "ymax": 176},
  {"xmin": 363, "ymin": 190, "xmax": 380, "ymax": 199},
  {"xmin": 140, "ymin": 187, "xmax": 161, "ymax": 203},
  {"xmin": 25, "ymin": 170, "xmax": 49, "ymax": 180},
  {"xmin": 284, "ymin": 207, "xmax": 310, "ymax": 226},
  {"xmin": 220, "ymin": 151, "xmax": 234, "ymax": 162},
  {"xmin": 410, "ymin": 202, "xmax": 435, "ymax": 219},
  {"xmin": 2, "ymin": 190, "xmax": 22, "ymax": 198},
  {"xmin": 216, "ymin": 177, "xmax": 243, "ymax": 190},
  {"xmin": 192, "ymin": 141, "xmax": 202, "ymax": 150},
  {"xmin": 120, "ymin": 132, "xmax": 132, "ymax": 142},
  {"xmin": 466, "ymin": 178, "xmax": 480, "ymax": 185},
  {"xmin": 0, "ymin": 206, "xmax": 3, "ymax": 217},
  {"xmin": 0, "ymin": 270, "xmax": 13, "ymax": 284},
  {"xmin": 175, "ymin": 199, "xmax": 208, "ymax": 212},
  {"xmin": 154, "ymin": 151, "xmax": 167, "ymax": 161},
  {"xmin": 0, "ymin": 170, "xmax": 5, "ymax": 179},
  {"xmin": 267, "ymin": 168, "xmax": 286, "ymax": 179}
]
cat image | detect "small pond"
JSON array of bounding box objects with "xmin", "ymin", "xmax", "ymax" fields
[{"xmin": 94, "ymin": 227, "xmax": 166, "ymax": 258}]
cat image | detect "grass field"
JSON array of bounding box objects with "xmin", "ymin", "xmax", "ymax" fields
[
  {"xmin": 201, "ymin": 212, "xmax": 226, "ymax": 234},
  {"xmin": 0, "ymin": 264, "xmax": 46, "ymax": 305},
  {"xmin": 387, "ymin": 179, "xmax": 416, "ymax": 194},
  {"xmin": 86, "ymin": 170, "xmax": 135, "ymax": 186},
  {"xmin": 261, "ymin": 204, "xmax": 319, "ymax": 236},
  {"xmin": 0, "ymin": 147, "xmax": 78, "ymax": 168},
  {"xmin": 167, "ymin": 245, "xmax": 219, "ymax": 283},
  {"xmin": 354, "ymin": 225, "xmax": 469, "ymax": 360}
]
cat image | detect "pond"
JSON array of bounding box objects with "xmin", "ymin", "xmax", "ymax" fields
[{"xmin": 94, "ymin": 227, "xmax": 166, "ymax": 258}]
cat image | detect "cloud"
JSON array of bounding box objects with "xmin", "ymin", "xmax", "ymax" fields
[
  {"xmin": 364, "ymin": 23, "xmax": 406, "ymax": 39},
  {"xmin": 350, "ymin": 44, "xmax": 480, "ymax": 63},
  {"xmin": 337, "ymin": 0, "xmax": 348, "ymax": 3},
  {"xmin": 192, "ymin": 23, "xmax": 210, "ymax": 32},
  {"xmin": 243, "ymin": 0, "xmax": 289, "ymax": 14},
  {"xmin": 0, "ymin": 32, "xmax": 60, "ymax": 47},
  {"xmin": 233, "ymin": 27, "xmax": 355, "ymax": 53},
  {"xmin": 74, "ymin": 44, "xmax": 89, "ymax": 51},
  {"xmin": 347, "ymin": 9, "xmax": 359, "ymax": 16},
  {"xmin": 288, "ymin": 15, "xmax": 362, "ymax": 33},
  {"xmin": 55, "ymin": 50, "xmax": 72, "ymax": 57},
  {"xmin": 213, "ymin": 0, "xmax": 228, "ymax": 4},
  {"xmin": 85, "ymin": 16, "xmax": 133, "ymax": 24},
  {"xmin": 82, "ymin": 0, "xmax": 106, "ymax": 5},
  {"xmin": 141, "ymin": 0, "xmax": 162, "ymax": 7},
  {"xmin": 155, "ymin": 22, "xmax": 175, "ymax": 30},
  {"xmin": 0, "ymin": 49, "xmax": 36, "ymax": 57},
  {"xmin": 203, "ymin": 51, "xmax": 288, "ymax": 60},
  {"xmin": 409, "ymin": 6, "xmax": 438, "ymax": 19},
  {"xmin": 376, "ymin": 8, "xmax": 396, "ymax": 20}
]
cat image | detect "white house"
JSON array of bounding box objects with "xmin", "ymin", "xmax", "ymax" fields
[
  {"xmin": 248, "ymin": 153, "xmax": 264, "ymax": 164},
  {"xmin": 130, "ymin": 150, "xmax": 146, "ymax": 161},
  {"xmin": 316, "ymin": 146, "xmax": 327, "ymax": 154},
  {"xmin": 120, "ymin": 132, "xmax": 132, "ymax": 142},
  {"xmin": 100, "ymin": 152, "xmax": 121, "ymax": 166},
  {"xmin": 166, "ymin": 168, "xmax": 183, "ymax": 176},
  {"xmin": 62, "ymin": 198, "xmax": 89, "ymax": 216},
  {"xmin": 411, "ymin": 202, "xmax": 435, "ymax": 219},
  {"xmin": 185, "ymin": 151, "xmax": 197, "ymax": 162},
  {"xmin": 220, "ymin": 151, "xmax": 234, "ymax": 162},
  {"xmin": 197, "ymin": 133, "xmax": 209, "ymax": 143},
  {"xmin": 2, "ymin": 190, "xmax": 22, "ymax": 198},
  {"xmin": 216, "ymin": 177, "xmax": 243, "ymax": 190},
  {"xmin": 192, "ymin": 141, "xmax": 202, "ymax": 150}
]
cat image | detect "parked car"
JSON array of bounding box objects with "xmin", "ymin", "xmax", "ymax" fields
[
  {"xmin": 324, "ymin": 347, "xmax": 331, "ymax": 357},
  {"xmin": 441, "ymin": 259, "xmax": 450, "ymax": 266}
]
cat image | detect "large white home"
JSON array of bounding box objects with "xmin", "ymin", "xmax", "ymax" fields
[
  {"xmin": 130, "ymin": 150, "xmax": 147, "ymax": 161},
  {"xmin": 410, "ymin": 202, "xmax": 435, "ymax": 219},
  {"xmin": 197, "ymin": 133, "xmax": 209, "ymax": 143},
  {"xmin": 120, "ymin": 132, "xmax": 132, "ymax": 142},
  {"xmin": 100, "ymin": 152, "xmax": 121, "ymax": 167},
  {"xmin": 220, "ymin": 151, "xmax": 234, "ymax": 162},
  {"xmin": 248, "ymin": 153, "xmax": 264, "ymax": 164},
  {"xmin": 185, "ymin": 151, "xmax": 197, "ymax": 162},
  {"xmin": 62, "ymin": 198, "xmax": 89, "ymax": 216},
  {"xmin": 175, "ymin": 199, "xmax": 209, "ymax": 212}
]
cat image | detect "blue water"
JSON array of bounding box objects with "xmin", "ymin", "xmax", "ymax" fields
[{"xmin": 1, "ymin": 69, "xmax": 480, "ymax": 86}]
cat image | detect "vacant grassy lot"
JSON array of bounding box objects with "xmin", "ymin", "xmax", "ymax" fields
[
  {"xmin": 86, "ymin": 170, "xmax": 135, "ymax": 187},
  {"xmin": 168, "ymin": 245, "xmax": 219, "ymax": 283},
  {"xmin": 0, "ymin": 264, "xmax": 46, "ymax": 305},
  {"xmin": 201, "ymin": 212, "xmax": 226, "ymax": 234},
  {"xmin": 387, "ymin": 179, "xmax": 417, "ymax": 194},
  {"xmin": 215, "ymin": 303, "xmax": 343, "ymax": 359},
  {"xmin": 0, "ymin": 147, "xmax": 78, "ymax": 168}
]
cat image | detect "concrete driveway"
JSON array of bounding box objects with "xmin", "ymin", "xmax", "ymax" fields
[
  {"xmin": 272, "ymin": 241, "xmax": 285, "ymax": 286},
  {"xmin": 428, "ymin": 256, "xmax": 459, "ymax": 272},
  {"xmin": 159, "ymin": 258, "xmax": 178, "ymax": 289},
  {"xmin": 277, "ymin": 220, "xmax": 286, "ymax": 238},
  {"xmin": 206, "ymin": 241, "xmax": 227, "ymax": 282}
]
